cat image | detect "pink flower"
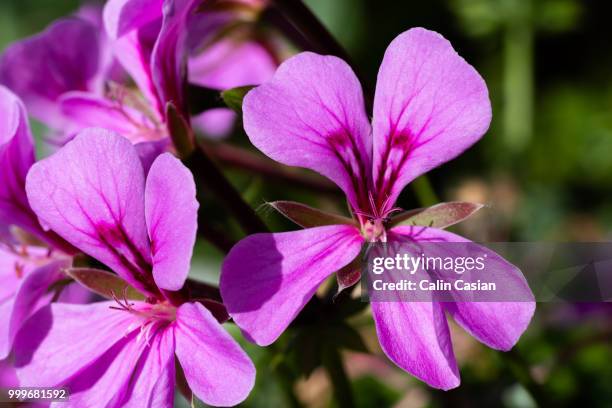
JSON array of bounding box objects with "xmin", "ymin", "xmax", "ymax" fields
[
  {"xmin": 104, "ymin": 0, "xmax": 279, "ymax": 139},
  {"xmin": 17, "ymin": 130, "xmax": 255, "ymax": 406},
  {"xmin": 0, "ymin": 1, "xmax": 278, "ymax": 147},
  {"xmin": 220, "ymin": 28, "xmax": 535, "ymax": 390}
]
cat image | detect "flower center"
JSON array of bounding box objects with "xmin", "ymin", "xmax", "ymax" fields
[
  {"xmin": 105, "ymin": 83, "xmax": 166, "ymax": 143},
  {"xmin": 110, "ymin": 293, "xmax": 177, "ymax": 345},
  {"xmin": 355, "ymin": 192, "xmax": 401, "ymax": 243},
  {"xmin": 362, "ymin": 218, "xmax": 387, "ymax": 243},
  {"xmin": 0, "ymin": 242, "xmax": 60, "ymax": 280},
  {"xmin": 110, "ymin": 294, "xmax": 177, "ymax": 322}
]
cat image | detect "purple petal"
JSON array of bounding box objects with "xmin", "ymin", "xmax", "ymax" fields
[
  {"xmin": 62, "ymin": 332, "xmax": 145, "ymax": 407},
  {"xmin": 243, "ymin": 52, "xmax": 372, "ymax": 207},
  {"xmin": 184, "ymin": 2, "xmax": 266, "ymax": 52},
  {"xmin": 0, "ymin": 245, "xmax": 27, "ymax": 302},
  {"xmin": 189, "ymin": 39, "xmax": 277, "ymax": 90},
  {"xmin": 76, "ymin": 4, "xmax": 105, "ymax": 29},
  {"xmin": 175, "ymin": 302, "xmax": 255, "ymax": 406},
  {"xmin": 145, "ymin": 153, "xmax": 198, "ymax": 291},
  {"xmin": 56, "ymin": 281, "xmax": 95, "ymax": 305},
  {"xmin": 0, "ymin": 260, "xmax": 67, "ymax": 359},
  {"xmin": 189, "ymin": 38, "xmax": 278, "ymax": 139},
  {"xmin": 118, "ymin": 326, "xmax": 175, "ymax": 408},
  {"xmin": 0, "ymin": 87, "xmax": 74, "ymax": 252},
  {"xmin": 371, "ymin": 300, "xmax": 460, "ymax": 390},
  {"xmin": 192, "ymin": 108, "xmax": 236, "ymax": 140},
  {"xmin": 0, "ymin": 224, "xmax": 11, "ymax": 243},
  {"xmin": 372, "ymin": 28, "xmax": 491, "ymax": 206},
  {"xmin": 104, "ymin": 0, "xmax": 164, "ymax": 112},
  {"xmin": 444, "ymin": 300, "xmax": 535, "ymax": 351},
  {"xmin": 0, "ymin": 86, "xmax": 38, "ymax": 238},
  {"xmin": 0, "ymin": 18, "xmax": 101, "ymax": 127},
  {"xmin": 151, "ymin": 0, "xmax": 200, "ymax": 117},
  {"xmin": 391, "ymin": 225, "xmax": 535, "ymax": 350},
  {"xmin": 134, "ymin": 138, "xmax": 171, "ymax": 175},
  {"xmin": 104, "ymin": 0, "xmax": 163, "ymax": 38},
  {"xmin": 74, "ymin": 4, "xmax": 123, "ymax": 92},
  {"xmin": 369, "ymin": 230, "xmax": 460, "ymax": 389},
  {"xmin": 0, "ymin": 360, "xmax": 19, "ymax": 388},
  {"xmin": 220, "ymin": 225, "xmax": 364, "ymax": 345},
  {"xmin": 25, "ymin": 129, "xmax": 155, "ymax": 295},
  {"xmin": 59, "ymin": 91, "xmax": 155, "ymax": 142},
  {"xmin": 14, "ymin": 302, "xmax": 139, "ymax": 387},
  {"xmin": 0, "ymin": 300, "xmax": 15, "ymax": 359},
  {"xmin": 243, "ymin": 52, "xmax": 372, "ymax": 210}
]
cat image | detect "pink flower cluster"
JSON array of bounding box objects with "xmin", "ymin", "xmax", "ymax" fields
[{"xmin": 0, "ymin": 1, "xmax": 534, "ymax": 406}]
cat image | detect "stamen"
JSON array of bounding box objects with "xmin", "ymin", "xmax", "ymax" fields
[
  {"xmin": 109, "ymin": 288, "xmax": 135, "ymax": 312},
  {"xmin": 108, "ymin": 290, "xmax": 176, "ymax": 344},
  {"xmin": 368, "ymin": 192, "xmax": 379, "ymax": 218},
  {"xmin": 381, "ymin": 206, "xmax": 403, "ymax": 220},
  {"xmin": 14, "ymin": 262, "xmax": 24, "ymax": 279}
]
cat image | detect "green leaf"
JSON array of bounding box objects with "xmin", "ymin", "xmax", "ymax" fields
[
  {"xmin": 390, "ymin": 201, "xmax": 484, "ymax": 229},
  {"xmin": 269, "ymin": 201, "xmax": 355, "ymax": 228},
  {"xmin": 65, "ymin": 268, "xmax": 145, "ymax": 301},
  {"xmin": 221, "ymin": 85, "xmax": 256, "ymax": 114},
  {"xmin": 187, "ymin": 84, "xmax": 226, "ymax": 115},
  {"xmin": 166, "ymin": 101, "xmax": 194, "ymax": 159}
]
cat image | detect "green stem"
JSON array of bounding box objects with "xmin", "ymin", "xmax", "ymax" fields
[
  {"xmin": 412, "ymin": 175, "xmax": 439, "ymax": 207},
  {"xmin": 185, "ymin": 145, "xmax": 269, "ymax": 235},
  {"xmin": 208, "ymin": 143, "xmax": 340, "ymax": 195},
  {"xmin": 322, "ymin": 347, "xmax": 354, "ymax": 408},
  {"xmin": 503, "ymin": 0, "xmax": 534, "ymax": 152}
]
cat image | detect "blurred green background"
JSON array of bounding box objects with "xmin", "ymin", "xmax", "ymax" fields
[{"xmin": 1, "ymin": 0, "xmax": 610, "ymax": 407}]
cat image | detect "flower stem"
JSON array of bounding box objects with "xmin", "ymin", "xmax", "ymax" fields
[
  {"xmin": 503, "ymin": 0, "xmax": 534, "ymax": 152},
  {"xmin": 208, "ymin": 143, "xmax": 339, "ymax": 195},
  {"xmin": 412, "ymin": 175, "xmax": 439, "ymax": 207},
  {"xmin": 322, "ymin": 347, "xmax": 354, "ymax": 408},
  {"xmin": 185, "ymin": 144, "xmax": 269, "ymax": 235}
]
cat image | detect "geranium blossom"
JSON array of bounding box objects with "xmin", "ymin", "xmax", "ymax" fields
[
  {"xmin": 220, "ymin": 27, "xmax": 535, "ymax": 389},
  {"xmin": 0, "ymin": 86, "xmax": 83, "ymax": 360},
  {"xmin": 16, "ymin": 129, "xmax": 255, "ymax": 406},
  {"xmin": 104, "ymin": 0, "xmax": 279, "ymax": 139},
  {"xmin": 0, "ymin": 1, "xmax": 279, "ymax": 148},
  {"xmin": 0, "ymin": 4, "xmax": 171, "ymax": 145}
]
